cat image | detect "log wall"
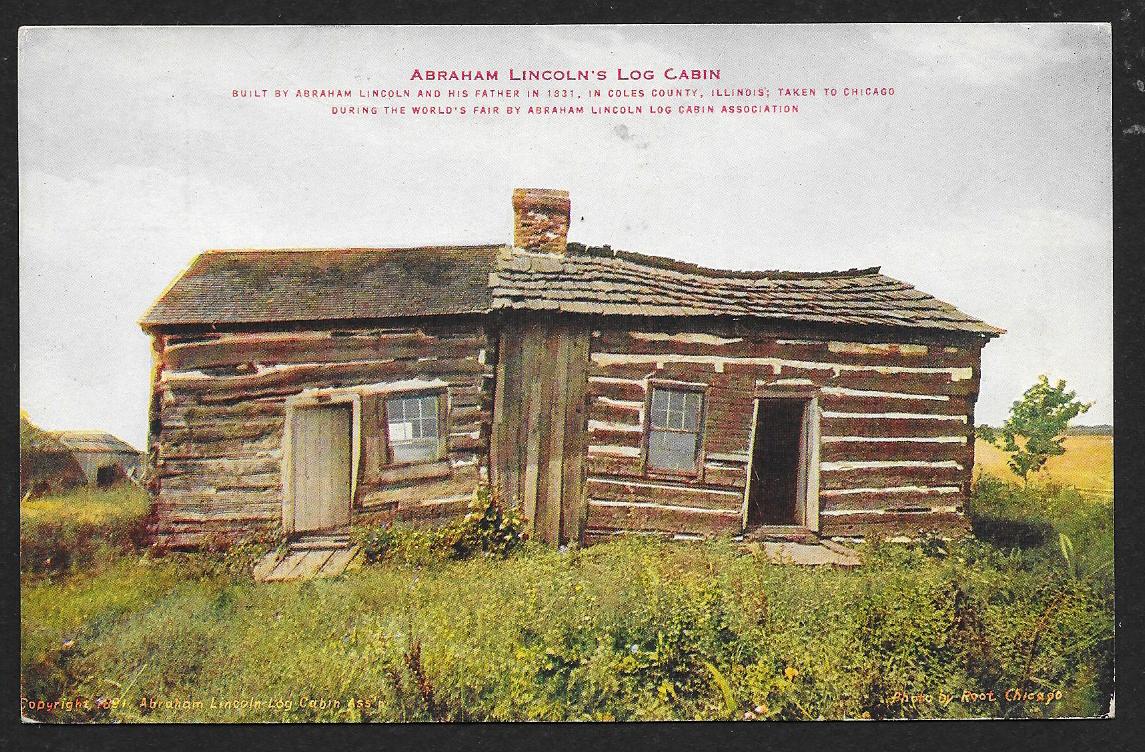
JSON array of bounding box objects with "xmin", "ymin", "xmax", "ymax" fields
[
  {"xmin": 146, "ymin": 320, "xmax": 494, "ymax": 547},
  {"xmin": 583, "ymin": 327, "xmax": 985, "ymax": 542}
]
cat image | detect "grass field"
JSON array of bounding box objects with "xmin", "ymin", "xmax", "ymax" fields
[
  {"xmin": 974, "ymin": 436, "xmax": 1113, "ymax": 497},
  {"xmin": 21, "ymin": 444, "xmax": 1115, "ymax": 722},
  {"xmin": 20, "ymin": 484, "xmax": 149, "ymax": 525}
]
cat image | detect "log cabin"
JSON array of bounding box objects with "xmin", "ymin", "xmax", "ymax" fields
[{"xmin": 140, "ymin": 188, "xmax": 1003, "ymax": 548}]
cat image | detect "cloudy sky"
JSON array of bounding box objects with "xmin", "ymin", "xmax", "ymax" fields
[{"xmin": 19, "ymin": 24, "xmax": 1111, "ymax": 449}]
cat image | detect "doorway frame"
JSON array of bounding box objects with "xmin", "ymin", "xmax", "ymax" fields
[
  {"xmin": 282, "ymin": 388, "xmax": 362, "ymax": 536},
  {"xmin": 741, "ymin": 390, "xmax": 821, "ymax": 532}
]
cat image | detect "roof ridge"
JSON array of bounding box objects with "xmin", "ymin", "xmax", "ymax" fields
[
  {"xmin": 565, "ymin": 242, "xmax": 882, "ymax": 280},
  {"xmin": 200, "ymin": 244, "xmax": 507, "ymax": 255}
]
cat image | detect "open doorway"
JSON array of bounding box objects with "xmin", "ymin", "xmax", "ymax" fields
[
  {"xmin": 746, "ymin": 398, "xmax": 816, "ymax": 527},
  {"xmin": 96, "ymin": 464, "xmax": 124, "ymax": 488}
]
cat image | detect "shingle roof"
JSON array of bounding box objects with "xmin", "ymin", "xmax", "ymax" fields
[
  {"xmin": 140, "ymin": 246, "xmax": 503, "ymax": 327},
  {"xmin": 141, "ymin": 242, "xmax": 1002, "ymax": 336},
  {"xmin": 57, "ymin": 431, "xmax": 140, "ymax": 455},
  {"xmin": 490, "ymin": 243, "xmax": 1004, "ymax": 336}
]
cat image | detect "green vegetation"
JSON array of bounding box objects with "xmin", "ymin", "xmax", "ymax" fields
[
  {"xmin": 20, "ymin": 484, "xmax": 150, "ymax": 575},
  {"xmin": 977, "ymin": 376, "xmax": 1092, "ymax": 485},
  {"xmin": 21, "ymin": 476, "xmax": 1113, "ymax": 723},
  {"xmin": 354, "ymin": 487, "xmax": 528, "ymax": 565}
]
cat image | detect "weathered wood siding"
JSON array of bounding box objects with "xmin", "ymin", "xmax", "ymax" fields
[
  {"xmin": 490, "ymin": 314, "xmax": 590, "ymax": 546},
  {"xmin": 583, "ymin": 326, "xmax": 984, "ymax": 541},
  {"xmin": 147, "ymin": 320, "xmax": 494, "ymax": 547}
]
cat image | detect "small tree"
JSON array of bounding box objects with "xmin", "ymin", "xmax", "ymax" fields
[{"xmin": 980, "ymin": 375, "xmax": 1092, "ymax": 485}]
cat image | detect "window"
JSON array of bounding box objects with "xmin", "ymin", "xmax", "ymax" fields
[
  {"xmin": 385, "ymin": 393, "xmax": 443, "ymax": 464},
  {"xmin": 647, "ymin": 386, "xmax": 704, "ymax": 473}
]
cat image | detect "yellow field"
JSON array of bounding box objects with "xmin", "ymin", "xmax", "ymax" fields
[{"xmin": 974, "ymin": 435, "xmax": 1113, "ymax": 496}]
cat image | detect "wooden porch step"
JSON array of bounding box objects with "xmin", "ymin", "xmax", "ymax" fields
[
  {"xmin": 253, "ymin": 535, "xmax": 362, "ymax": 582},
  {"xmin": 742, "ymin": 526, "xmax": 819, "ymax": 544},
  {"xmin": 291, "ymin": 535, "xmax": 351, "ymax": 549}
]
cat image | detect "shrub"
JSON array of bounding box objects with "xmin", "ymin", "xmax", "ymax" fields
[
  {"xmin": 353, "ymin": 486, "xmax": 527, "ymax": 567},
  {"xmin": 969, "ymin": 475, "xmax": 1056, "ymax": 548},
  {"xmin": 438, "ymin": 486, "xmax": 527, "ymax": 559}
]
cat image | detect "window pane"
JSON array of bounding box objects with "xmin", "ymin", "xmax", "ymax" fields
[
  {"xmin": 648, "ymin": 429, "xmax": 698, "ymax": 472},
  {"xmin": 391, "ymin": 439, "xmax": 438, "ymax": 464},
  {"xmin": 651, "ymin": 388, "xmax": 668, "ymax": 413},
  {"xmin": 386, "ymin": 394, "xmax": 442, "ymax": 463},
  {"xmin": 681, "ymin": 392, "xmax": 700, "ymax": 431}
]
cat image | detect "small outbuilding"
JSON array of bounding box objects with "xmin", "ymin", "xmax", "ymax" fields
[
  {"xmin": 140, "ymin": 189, "xmax": 1003, "ymax": 548},
  {"xmin": 56, "ymin": 431, "xmax": 143, "ymax": 487}
]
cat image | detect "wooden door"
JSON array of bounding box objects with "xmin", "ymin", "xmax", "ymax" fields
[{"xmin": 291, "ymin": 405, "xmax": 353, "ymax": 533}]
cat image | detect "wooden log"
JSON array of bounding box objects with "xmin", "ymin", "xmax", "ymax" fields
[
  {"xmin": 161, "ymin": 418, "xmax": 282, "ymax": 443},
  {"xmin": 820, "ymin": 417, "xmax": 968, "ymax": 439},
  {"xmin": 591, "ymin": 331, "xmax": 979, "ymax": 368},
  {"xmin": 163, "ymin": 357, "xmax": 485, "ymax": 395},
  {"xmin": 586, "ymin": 425, "xmax": 644, "ymax": 448},
  {"xmin": 356, "ymin": 468, "xmax": 479, "ymax": 510},
  {"xmin": 164, "ymin": 330, "xmax": 485, "ymax": 371},
  {"xmin": 371, "ymin": 460, "xmax": 452, "ymax": 485},
  {"xmin": 586, "ymin": 454, "xmax": 644, "ymax": 478},
  {"xmin": 820, "ymin": 464, "xmax": 965, "ymax": 490},
  {"xmin": 821, "ymin": 489, "xmax": 966, "ymax": 512},
  {"xmin": 588, "ymin": 358, "xmax": 978, "ymax": 399},
  {"xmin": 587, "ymin": 377, "xmax": 647, "ymax": 403},
  {"xmin": 165, "ymin": 400, "xmax": 286, "ymax": 424},
  {"xmin": 586, "ymin": 477, "xmax": 744, "ymax": 510},
  {"xmin": 820, "ymin": 511, "xmax": 971, "ymax": 538},
  {"xmin": 820, "ymin": 440, "xmax": 965, "ymax": 463},
  {"xmin": 447, "ymin": 434, "xmax": 486, "ymax": 452},
  {"xmin": 161, "ymin": 470, "xmax": 280, "ymax": 493},
  {"xmin": 159, "ymin": 432, "xmax": 284, "ymax": 459},
  {"xmin": 158, "ymin": 455, "xmax": 281, "ymax": 478},
  {"xmin": 703, "ymin": 464, "xmax": 748, "ymax": 488},
  {"xmin": 589, "ymin": 399, "xmax": 643, "ymax": 425},
  {"xmin": 819, "ymin": 393, "xmax": 970, "ymax": 416},
  {"xmin": 585, "ymin": 501, "xmax": 741, "ymax": 537}
]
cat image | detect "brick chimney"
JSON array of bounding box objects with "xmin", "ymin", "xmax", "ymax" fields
[{"xmin": 512, "ymin": 188, "xmax": 570, "ymax": 255}]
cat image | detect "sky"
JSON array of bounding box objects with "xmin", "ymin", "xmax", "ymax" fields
[{"xmin": 19, "ymin": 24, "xmax": 1112, "ymax": 449}]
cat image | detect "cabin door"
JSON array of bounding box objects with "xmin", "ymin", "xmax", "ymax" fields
[
  {"xmin": 745, "ymin": 397, "xmax": 819, "ymax": 528},
  {"xmin": 290, "ymin": 404, "xmax": 353, "ymax": 533}
]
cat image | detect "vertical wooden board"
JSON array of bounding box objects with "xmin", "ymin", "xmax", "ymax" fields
[
  {"xmin": 542, "ymin": 324, "xmax": 569, "ymax": 545},
  {"xmin": 560, "ymin": 326, "xmax": 591, "ymax": 546},
  {"xmin": 520, "ymin": 321, "xmax": 546, "ymax": 535},
  {"xmin": 502, "ymin": 326, "xmax": 526, "ymax": 510},
  {"xmin": 330, "ymin": 406, "xmax": 352, "ymax": 529},
  {"xmin": 806, "ymin": 398, "xmax": 821, "ymax": 533},
  {"xmin": 490, "ymin": 329, "xmax": 511, "ymax": 500},
  {"xmin": 359, "ymin": 395, "xmax": 381, "ymax": 484},
  {"xmin": 794, "ymin": 401, "xmax": 809, "ymax": 526},
  {"xmin": 291, "ymin": 410, "xmax": 311, "ymax": 532}
]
